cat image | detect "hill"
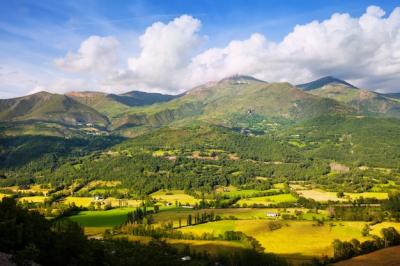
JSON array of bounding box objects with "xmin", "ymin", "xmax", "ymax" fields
[
  {"xmin": 0, "ymin": 91, "xmax": 108, "ymax": 128},
  {"xmin": 302, "ymin": 79, "xmax": 400, "ymax": 118}
]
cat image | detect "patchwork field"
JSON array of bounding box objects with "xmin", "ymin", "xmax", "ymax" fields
[
  {"xmin": 179, "ymin": 220, "xmax": 400, "ymax": 259},
  {"xmin": 152, "ymin": 207, "xmax": 328, "ymax": 227},
  {"xmin": 237, "ymin": 193, "xmax": 297, "ymax": 206}
]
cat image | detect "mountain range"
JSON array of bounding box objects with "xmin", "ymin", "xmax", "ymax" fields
[{"xmin": 1, "ymin": 75, "xmax": 400, "ymax": 137}]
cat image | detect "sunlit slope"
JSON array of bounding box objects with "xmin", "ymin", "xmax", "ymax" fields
[
  {"xmin": 0, "ymin": 91, "xmax": 109, "ymax": 127},
  {"xmin": 112, "ymin": 75, "xmax": 353, "ymax": 129}
]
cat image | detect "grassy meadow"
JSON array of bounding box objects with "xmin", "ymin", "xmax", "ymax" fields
[{"xmin": 68, "ymin": 207, "xmax": 135, "ymax": 228}]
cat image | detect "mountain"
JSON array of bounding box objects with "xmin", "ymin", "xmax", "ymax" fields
[
  {"xmin": 297, "ymin": 76, "xmax": 358, "ymax": 91},
  {"xmin": 0, "ymin": 91, "xmax": 109, "ymax": 127},
  {"xmin": 300, "ymin": 77, "xmax": 400, "ymax": 118},
  {"xmin": 67, "ymin": 90, "xmax": 177, "ymax": 117},
  {"xmin": 112, "ymin": 75, "xmax": 353, "ymax": 131}
]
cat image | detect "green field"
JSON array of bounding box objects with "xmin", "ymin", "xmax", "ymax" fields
[
  {"xmin": 68, "ymin": 207, "xmax": 135, "ymax": 227},
  {"xmin": 237, "ymin": 193, "xmax": 297, "ymax": 206}
]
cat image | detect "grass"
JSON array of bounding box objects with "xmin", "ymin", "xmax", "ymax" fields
[
  {"xmin": 68, "ymin": 207, "xmax": 135, "ymax": 227},
  {"xmin": 0, "ymin": 193, "xmax": 11, "ymax": 200},
  {"xmin": 18, "ymin": 196, "xmax": 47, "ymax": 203},
  {"xmin": 237, "ymin": 193, "xmax": 297, "ymax": 206},
  {"xmin": 150, "ymin": 189, "xmax": 199, "ymax": 206}
]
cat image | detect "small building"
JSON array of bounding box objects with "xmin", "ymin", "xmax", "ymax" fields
[
  {"xmin": 181, "ymin": 256, "xmax": 191, "ymax": 261},
  {"xmin": 266, "ymin": 212, "xmax": 280, "ymax": 217}
]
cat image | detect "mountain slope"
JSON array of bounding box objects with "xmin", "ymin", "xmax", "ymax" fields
[
  {"xmin": 0, "ymin": 91, "xmax": 109, "ymax": 127},
  {"xmin": 67, "ymin": 90, "xmax": 178, "ymax": 118},
  {"xmin": 112, "ymin": 75, "xmax": 354, "ymax": 131},
  {"xmin": 300, "ymin": 78, "xmax": 400, "ymax": 118}
]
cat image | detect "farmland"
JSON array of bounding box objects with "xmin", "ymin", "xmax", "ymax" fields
[
  {"xmin": 237, "ymin": 193, "xmax": 297, "ymax": 206},
  {"xmin": 68, "ymin": 207, "xmax": 136, "ymax": 228},
  {"xmin": 150, "ymin": 189, "xmax": 200, "ymax": 206},
  {"xmin": 179, "ymin": 220, "xmax": 400, "ymax": 260}
]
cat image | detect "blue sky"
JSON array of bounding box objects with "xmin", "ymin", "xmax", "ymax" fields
[{"xmin": 1, "ymin": 1, "xmax": 400, "ymax": 97}]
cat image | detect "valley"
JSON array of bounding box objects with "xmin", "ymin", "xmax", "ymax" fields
[{"xmin": 1, "ymin": 75, "xmax": 400, "ymax": 265}]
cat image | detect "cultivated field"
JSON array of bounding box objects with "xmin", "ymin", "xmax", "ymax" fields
[
  {"xmin": 179, "ymin": 220, "xmax": 400, "ymax": 259},
  {"xmin": 150, "ymin": 190, "xmax": 199, "ymax": 206},
  {"xmin": 295, "ymin": 188, "xmax": 388, "ymax": 202},
  {"xmin": 237, "ymin": 193, "xmax": 297, "ymax": 206},
  {"xmin": 17, "ymin": 196, "xmax": 47, "ymax": 203},
  {"xmin": 68, "ymin": 207, "xmax": 135, "ymax": 228}
]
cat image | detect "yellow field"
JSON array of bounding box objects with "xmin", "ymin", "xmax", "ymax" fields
[
  {"xmin": 105, "ymin": 197, "xmax": 143, "ymax": 208},
  {"xmin": 345, "ymin": 192, "xmax": 388, "ymax": 200},
  {"xmin": 179, "ymin": 220, "xmax": 400, "ymax": 259},
  {"xmin": 64, "ymin": 197, "xmax": 94, "ymax": 207},
  {"xmin": 18, "ymin": 196, "xmax": 47, "ymax": 203},
  {"xmin": 295, "ymin": 189, "xmax": 388, "ymax": 202},
  {"xmin": 0, "ymin": 193, "xmax": 11, "ymax": 200},
  {"xmin": 150, "ymin": 190, "xmax": 199, "ymax": 206},
  {"xmin": 237, "ymin": 193, "xmax": 297, "ymax": 206},
  {"xmin": 297, "ymin": 189, "xmax": 344, "ymax": 202},
  {"xmin": 5, "ymin": 185, "xmax": 51, "ymax": 195}
]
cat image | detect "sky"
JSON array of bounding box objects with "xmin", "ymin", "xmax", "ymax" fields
[{"xmin": 0, "ymin": 0, "xmax": 400, "ymax": 98}]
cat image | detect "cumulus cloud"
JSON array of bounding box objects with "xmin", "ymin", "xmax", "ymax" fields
[
  {"xmin": 126, "ymin": 15, "xmax": 203, "ymax": 90},
  {"xmin": 50, "ymin": 6, "xmax": 400, "ymax": 95},
  {"xmin": 55, "ymin": 35, "xmax": 119, "ymax": 73},
  {"xmin": 181, "ymin": 5, "xmax": 400, "ymax": 92}
]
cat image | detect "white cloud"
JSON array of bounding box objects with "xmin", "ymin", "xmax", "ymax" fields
[
  {"xmin": 4, "ymin": 6, "xmax": 400, "ymax": 98},
  {"xmin": 55, "ymin": 35, "xmax": 119, "ymax": 73},
  {"xmin": 109, "ymin": 6, "xmax": 400, "ymax": 93},
  {"xmin": 180, "ymin": 6, "xmax": 400, "ymax": 92},
  {"xmin": 126, "ymin": 15, "xmax": 204, "ymax": 90}
]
